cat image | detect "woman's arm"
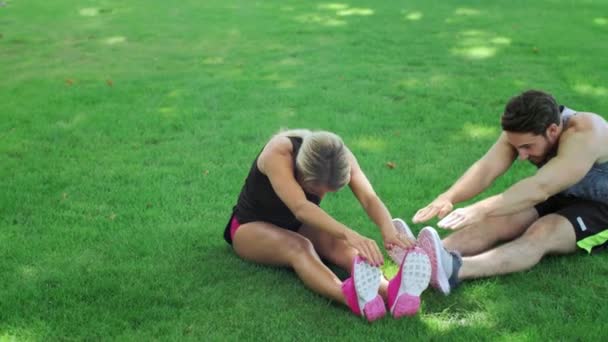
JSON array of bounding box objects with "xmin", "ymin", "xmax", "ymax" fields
[
  {"xmin": 258, "ymin": 136, "xmax": 385, "ymax": 265},
  {"xmin": 346, "ymin": 150, "xmax": 414, "ymax": 250}
]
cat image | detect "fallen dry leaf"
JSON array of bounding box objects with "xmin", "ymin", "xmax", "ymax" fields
[
  {"xmin": 386, "ymin": 161, "xmax": 396, "ymax": 169},
  {"xmin": 106, "ymin": 79, "xmax": 113, "ymax": 87},
  {"xmin": 65, "ymin": 79, "xmax": 74, "ymax": 86}
]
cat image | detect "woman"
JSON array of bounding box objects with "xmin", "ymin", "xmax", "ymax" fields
[{"xmin": 224, "ymin": 129, "xmax": 431, "ymax": 321}]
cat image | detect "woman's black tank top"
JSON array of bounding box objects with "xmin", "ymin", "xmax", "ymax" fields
[{"xmin": 223, "ymin": 136, "xmax": 321, "ymax": 244}]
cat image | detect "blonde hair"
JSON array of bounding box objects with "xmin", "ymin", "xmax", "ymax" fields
[{"xmin": 278, "ymin": 129, "xmax": 351, "ymax": 191}]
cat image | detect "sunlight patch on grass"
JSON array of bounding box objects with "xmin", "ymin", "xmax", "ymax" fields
[
  {"xmin": 457, "ymin": 46, "xmax": 496, "ymax": 59},
  {"xmin": 452, "ymin": 30, "xmax": 511, "ymax": 60},
  {"xmin": 404, "ymin": 11, "xmax": 423, "ymax": 21},
  {"xmin": 159, "ymin": 107, "xmax": 176, "ymax": 115},
  {"xmin": 79, "ymin": 7, "xmax": 100, "ymax": 16},
  {"xmin": 277, "ymin": 80, "xmax": 296, "ymax": 89},
  {"xmin": 202, "ymin": 57, "xmax": 224, "ymax": 65},
  {"xmin": 318, "ymin": 3, "xmax": 349, "ymax": 11},
  {"xmin": 57, "ymin": 114, "xmax": 86, "ymax": 129},
  {"xmin": 594, "ymin": 17, "xmax": 607, "ymax": 25},
  {"xmin": 336, "ymin": 8, "xmax": 374, "ymax": 16},
  {"xmin": 461, "ymin": 30, "xmax": 485, "ymax": 37},
  {"xmin": 462, "ymin": 123, "xmax": 498, "ymax": 139},
  {"xmin": 490, "ymin": 36, "xmax": 511, "ymax": 45},
  {"xmin": 573, "ymin": 83, "xmax": 608, "ymax": 97},
  {"xmin": 454, "ymin": 8, "xmax": 480, "ymax": 16},
  {"xmin": 295, "ymin": 13, "xmax": 346, "ymax": 26},
  {"xmin": 396, "ymin": 78, "xmax": 420, "ymax": 89},
  {"xmin": 429, "ymin": 74, "xmax": 448, "ymax": 87},
  {"xmin": 353, "ymin": 136, "xmax": 386, "ymax": 152},
  {"xmin": 426, "ymin": 311, "xmax": 494, "ymax": 331},
  {"xmin": 395, "ymin": 74, "xmax": 448, "ymax": 89},
  {"xmin": 513, "ymin": 79, "xmax": 526, "ymax": 87},
  {"xmin": 0, "ymin": 324, "xmax": 44, "ymax": 341},
  {"xmin": 1, "ymin": 333, "xmax": 18, "ymax": 340},
  {"xmin": 276, "ymin": 108, "xmax": 296, "ymax": 119},
  {"xmin": 281, "ymin": 6, "xmax": 295, "ymax": 12},
  {"xmin": 104, "ymin": 36, "xmax": 126, "ymax": 45},
  {"xmin": 167, "ymin": 89, "xmax": 182, "ymax": 98},
  {"xmin": 300, "ymin": 3, "xmax": 373, "ymax": 25},
  {"xmin": 20, "ymin": 265, "xmax": 38, "ymax": 280},
  {"xmin": 277, "ymin": 58, "xmax": 301, "ymax": 66},
  {"xmin": 227, "ymin": 29, "xmax": 241, "ymax": 38},
  {"xmin": 263, "ymin": 73, "xmax": 282, "ymax": 81},
  {"xmin": 217, "ymin": 68, "xmax": 244, "ymax": 78}
]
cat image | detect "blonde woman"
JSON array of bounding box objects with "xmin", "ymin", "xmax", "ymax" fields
[{"xmin": 223, "ymin": 129, "xmax": 431, "ymax": 321}]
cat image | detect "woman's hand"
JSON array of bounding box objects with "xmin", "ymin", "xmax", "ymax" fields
[
  {"xmin": 344, "ymin": 229, "xmax": 384, "ymax": 266},
  {"xmin": 381, "ymin": 225, "xmax": 415, "ymax": 252}
]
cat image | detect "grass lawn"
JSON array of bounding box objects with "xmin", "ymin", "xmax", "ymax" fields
[{"xmin": 2, "ymin": 0, "xmax": 608, "ymax": 340}]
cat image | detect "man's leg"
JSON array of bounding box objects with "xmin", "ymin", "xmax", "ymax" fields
[
  {"xmin": 458, "ymin": 214, "xmax": 577, "ymax": 280},
  {"xmin": 443, "ymin": 208, "xmax": 539, "ymax": 256}
]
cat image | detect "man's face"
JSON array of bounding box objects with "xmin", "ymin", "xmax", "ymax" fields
[{"xmin": 505, "ymin": 129, "xmax": 557, "ymax": 167}]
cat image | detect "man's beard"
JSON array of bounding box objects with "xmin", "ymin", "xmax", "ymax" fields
[{"xmin": 530, "ymin": 140, "xmax": 558, "ymax": 168}]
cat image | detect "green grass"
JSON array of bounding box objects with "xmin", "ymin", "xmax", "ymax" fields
[{"xmin": 2, "ymin": 0, "xmax": 608, "ymax": 340}]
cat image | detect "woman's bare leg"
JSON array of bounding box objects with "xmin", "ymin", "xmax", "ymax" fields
[
  {"xmin": 233, "ymin": 221, "xmax": 346, "ymax": 304},
  {"xmin": 298, "ymin": 225, "xmax": 390, "ymax": 301}
]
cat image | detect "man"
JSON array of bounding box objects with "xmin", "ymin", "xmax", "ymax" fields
[{"xmin": 407, "ymin": 89, "xmax": 608, "ymax": 294}]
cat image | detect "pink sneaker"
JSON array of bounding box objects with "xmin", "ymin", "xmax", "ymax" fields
[
  {"xmin": 388, "ymin": 218, "xmax": 416, "ymax": 265},
  {"xmin": 341, "ymin": 256, "xmax": 386, "ymax": 322},
  {"xmin": 387, "ymin": 247, "xmax": 431, "ymax": 318}
]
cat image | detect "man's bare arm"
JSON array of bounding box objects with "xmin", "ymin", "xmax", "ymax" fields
[
  {"xmin": 456, "ymin": 126, "xmax": 602, "ymax": 224},
  {"xmin": 413, "ymin": 132, "xmax": 517, "ymax": 223}
]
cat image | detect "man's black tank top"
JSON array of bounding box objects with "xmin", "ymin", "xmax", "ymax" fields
[{"xmin": 223, "ymin": 136, "xmax": 321, "ymax": 244}]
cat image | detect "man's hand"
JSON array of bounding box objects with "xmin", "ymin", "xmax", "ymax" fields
[
  {"xmin": 412, "ymin": 197, "xmax": 454, "ymax": 223},
  {"xmin": 437, "ymin": 205, "xmax": 487, "ymax": 230}
]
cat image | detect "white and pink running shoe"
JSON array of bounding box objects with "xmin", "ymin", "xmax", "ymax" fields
[
  {"xmin": 341, "ymin": 256, "xmax": 386, "ymax": 322},
  {"xmin": 387, "ymin": 218, "xmax": 416, "ymax": 265},
  {"xmin": 417, "ymin": 226, "xmax": 452, "ymax": 295},
  {"xmin": 387, "ymin": 247, "xmax": 431, "ymax": 318}
]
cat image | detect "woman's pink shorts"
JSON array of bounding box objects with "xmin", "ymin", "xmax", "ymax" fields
[{"xmin": 229, "ymin": 215, "xmax": 241, "ymax": 240}]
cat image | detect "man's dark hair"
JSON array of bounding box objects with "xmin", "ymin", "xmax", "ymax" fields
[{"xmin": 501, "ymin": 90, "xmax": 560, "ymax": 135}]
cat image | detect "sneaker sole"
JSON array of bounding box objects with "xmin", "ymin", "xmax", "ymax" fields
[
  {"xmin": 353, "ymin": 258, "xmax": 386, "ymax": 321},
  {"xmin": 418, "ymin": 227, "xmax": 451, "ymax": 295},
  {"xmin": 390, "ymin": 248, "xmax": 431, "ymax": 318}
]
